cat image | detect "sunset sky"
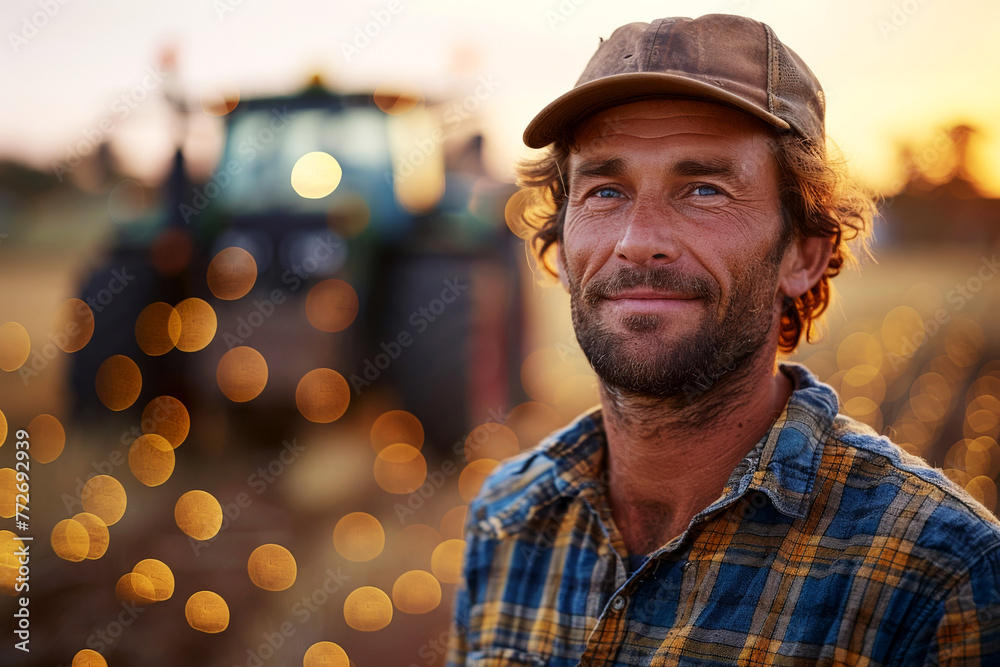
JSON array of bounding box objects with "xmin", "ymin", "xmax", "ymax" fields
[{"xmin": 2, "ymin": 0, "xmax": 998, "ymax": 194}]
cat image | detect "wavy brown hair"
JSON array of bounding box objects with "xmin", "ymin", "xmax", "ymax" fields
[{"xmin": 512, "ymin": 129, "xmax": 877, "ymax": 354}]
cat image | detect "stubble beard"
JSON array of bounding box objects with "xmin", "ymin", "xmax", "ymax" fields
[{"xmin": 566, "ymin": 241, "xmax": 787, "ymax": 403}]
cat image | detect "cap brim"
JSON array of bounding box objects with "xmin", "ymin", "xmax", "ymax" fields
[{"xmin": 523, "ymin": 72, "xmax": 792, "ymax": 149}]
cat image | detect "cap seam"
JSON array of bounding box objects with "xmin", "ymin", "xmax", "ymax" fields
[
  {"xmin": 764, "ymin": 23, "xmax": 776, "ymax": 117},
  {"xmin": 643, "ymin": 18, "xmax": 667, "ymax": 71}
]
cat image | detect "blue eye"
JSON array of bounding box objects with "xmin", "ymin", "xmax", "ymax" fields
[
  {"xmin": 594, "ymin": 187, "xmax": 621, "ymax": 198},
  {"xmin": 693, "ymin": 184, "xmax": 720, "ymax": 196}
]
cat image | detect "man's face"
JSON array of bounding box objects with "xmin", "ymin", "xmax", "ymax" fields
[{"xmin": 560, "ymin": 99, "xmax": 790, "ymax": 398}]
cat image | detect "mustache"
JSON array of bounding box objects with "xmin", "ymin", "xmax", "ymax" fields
[{"xmin": 582, "ymin": 266, "xmax": 718, "ymax": 305}]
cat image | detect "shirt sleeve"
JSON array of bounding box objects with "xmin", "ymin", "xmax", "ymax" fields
[{"xmin": 923, "ymin": 545, "xmax": 1000, "ymax": 665}]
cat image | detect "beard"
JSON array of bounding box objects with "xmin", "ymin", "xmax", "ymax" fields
[{"xmin": 566, "ymin": 240, "xmax": 787, "ymax": 401}]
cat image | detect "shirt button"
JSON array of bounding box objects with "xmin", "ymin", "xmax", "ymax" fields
[{"xmin": 611, "ymin": 596, "xmax": 626, "ymax": 611}]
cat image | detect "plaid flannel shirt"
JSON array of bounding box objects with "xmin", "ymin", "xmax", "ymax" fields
[{"xmin": 447, "ymin": 363, "xmax": 1000, "ymax": 666}]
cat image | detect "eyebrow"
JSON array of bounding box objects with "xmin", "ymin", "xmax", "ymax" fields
[{"xmin": 571, "ymin": 156, "xmax": 740, "ymax": 183}]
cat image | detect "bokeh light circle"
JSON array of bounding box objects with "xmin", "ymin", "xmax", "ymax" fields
[
  {"xmin": 135, "ymin": 302, "xmax": 182, "ymax": 356},
  {"xmin": 370, "ymin": 410, "xmax": 424, "ymax": 453},
  {"xmin": 216, "ymin": 346, "xmax": 268, "ymax": 402},
  {"xmin": 27, "ymin": 413, "xmax": 65, "ymax": 463},
  {"xmin": 303, "ymin": 641, "xmax": 350, "ymax": 667},
  {"xmin": 295, "ymin": 369, "xmax": 350, "ymax": 423},
  {"xmin": 72, "ymin": 649, "xmax": 107, "ymax": 667},
  {"xmin": 0, "ymin": 469, "xmax": 16, "ymax": 518},
  {"xmin": 81, "ymin": 475, "xmax": 127, "ymax": 526},
  {"xmin": 95, "ymin": 355, "xmax": 142, "ymax": 411},
  {"xmin": 395, "ymin": 524, "xmax": 441, "ymax": 570},
  {"xmin": 343, "ymin": 586, "xmax": 393, "ymax": 631},
  {"xmin": 128, "ymin": 434, "xmax": 175, "ymax": 487},
  {"xmin": 333, "ymin": 512, "xmax": 385, "ymax": 562},
  {"xmin": 392, "ymin": 570, "xmax": 442, "ymax": 614},
  {"xmin": 247, "ymin": 543, "xmax": 297, "ymax": 591},
  {"xmin": 72, "ymin": 512, "xmax": 109, "ymax": 560},
  {"xmin": 51, "ymin": 519, "xmax": 90, "ymax": 562},
  {"xmin": 175, "ymin": 490, "xmax": 223, "ymax": 541},
  {"xmin": 53, "ymin": 298, "xmax": 95, "ymax": 353},
  {"xmin": 0, "ymin": 322, "xmax": 30, "ymax": 372},
  {"xmin": 459, "ymin": 459, "xmax": 499, "ymax": 503},
  {"xmin": 115, "ymin": 572, "xmax": 157, "ymax": 606},
  {"xmin": 305, "ymin": 279, "xmax": 359, "ymax": 333},
  {"xmin": 142, "ymin": 396, "xmax": 190, "ymax": 448},
  {"xmin": 207, "ymin": 246, "xmax": 257, "ymax": 300},
  {"xmin": 465, "ymin": 423, "xmax": 519, "ymax": 463},
  {"xmin": 291, "ymin": 152, "xmax": 343, "ymax": 199},
  {"xmin": 133, "ymin": 558, "xmax": 175, "ymax": 601},
  {"xmin": 439, "ymin": 506, "xmax": 468, "ymax": 540},
  {"xmin": 185, "ymin": 591, "xmax": 230, "ymax": 633},
  {"xmin": 175, "ymin": 298, "xmax": 217, "ymax": 352},
  {"xmin": 373, "ymin": 443, "xmax": 427, "ymax": 494}
]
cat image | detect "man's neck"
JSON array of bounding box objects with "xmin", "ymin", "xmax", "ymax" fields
[{"xmin": 599, "ymin": 355, "xmax": 794, "ymax": 557}]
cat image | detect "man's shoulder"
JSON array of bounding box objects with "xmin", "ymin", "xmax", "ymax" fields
[
  {"xmin": 820, "ymin": 412, "xmax": 1000, "ymax": 561},
  {"xmin": 467, "ymin": 410, "xmax": 601, "ymax": 539}
]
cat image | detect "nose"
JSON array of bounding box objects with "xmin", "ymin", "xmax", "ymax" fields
[{"xmin": 613, "ymin": 199, "xmax": 681, "ymax": 267}]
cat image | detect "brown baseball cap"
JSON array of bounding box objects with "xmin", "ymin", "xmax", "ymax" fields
[{"xmin": 523, "ymin": 14, "xmax": 825, "ymax": 149}]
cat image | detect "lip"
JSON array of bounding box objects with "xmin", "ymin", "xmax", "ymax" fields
[{"xmin": 606, "ymin": 289, "xmax": 698, "ymax": 301}]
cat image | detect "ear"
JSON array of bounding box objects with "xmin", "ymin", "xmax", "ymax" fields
[{"xmin": 778, "ymin": 235, "xmax": 833, "ymax": 299}]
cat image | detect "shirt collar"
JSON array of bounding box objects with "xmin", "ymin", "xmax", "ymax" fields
[{"xmin": 475, "ymin": 362, "xmax": 839, "ymax": 538}]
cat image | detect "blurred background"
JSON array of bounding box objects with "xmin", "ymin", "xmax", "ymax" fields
[{"xmin": 0, "ymin": 0, "xmax": 998, "ymax": 665}]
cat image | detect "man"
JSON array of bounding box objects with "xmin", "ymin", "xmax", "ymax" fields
[{"xmin": 447, "ymin": 13, "xmax": 1000, "ymax": 667}]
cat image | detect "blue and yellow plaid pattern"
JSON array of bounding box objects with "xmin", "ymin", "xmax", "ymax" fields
[{"xmin": 447, "ymin": 364, "xmax": 1000, "ymax": 666}]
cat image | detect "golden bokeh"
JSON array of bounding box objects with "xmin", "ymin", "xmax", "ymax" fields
[
  {"xmin": 72, "ymin": 512, "xmax": 109, "ymax": 560},
  {"xmin": 303, "ymin": 641, "xmax": 351, "ymax": 667},
  {"xmin": 966, "ymin": 409, "xmax": 1000, "ymax": 439},
  {"xmin": 464, "ymin": 423, "xmax": 519, "ymax": 463},
  {"xmin": 343, "ymin": 586, "xmax": 393, "ymax": 632},
  {"xmin": 879, "ymin": 306, "xmax": 924, "ymax": 357},
  {"xmin": 201, "ymin": 88, "xmax": 240, "ymax": 116},
  {"xmin": 967, "ymin": 394, "xmax": 1000, "ymax": 417},
  {"xmin": 944, "ymin": 468, "xmax": 973, "ymax": 487},
  {"xmin": 53, "ymin": 298, "xmax": 95, "ymax": 353},
  {"xmin": 506, "ymin": 401, "xmax": 563, "ymax": 451},
  {"xmin": 844, "ymin": 397, "xmax": 879, "ymax": 423},
  {"xmin": 95, "ymin": 355, "xmax": 142, "ymax": 411},
  {"xmin": 185, "ymin": 590, "xmax": 230, "ymax": 633},
  {"xmin": 373, "ymin": 443, "xmax": 427, "ymax": 494},
  {"xmin": 216, "ymin": 346, "xmax": 268, "ymax": 402},
  {"xmin": 520, "ymin": 348, "xmax": 562, "ymax": 405},
  {"xmin": 81, "ymin": 475, "xmax": 127, "ymax": 526},
  {"xmin": 968, "ymin": 374, "xmax": 1000, "ymax": 402},
  {"xmin": 115, "ymin": 572, "xmax": 157, "ymax": 606},
  {"xmin": 391, "ymin": 569, "xmax": 442, "ymax": 615},
  {"xmin": 0, "ymin": 321, "xmax": 30, "ymax": 372},
  {"xmin": 439, "ymin": 505, "xmax": 468, "ymax": 540},
  {"xmin": 394, "ymin": 523, "xmax": 440, "ymax": 570},
  {"xmin": 840, "ymin": 365, "xmax": 885, "ymax": 404},
  {"xmin": 373, "ymin": 87, "xmax": 421, "ymax": 115},
  {"xmin": 944, "ymin": 439, "xmax": 1000, "ymax": 478},
  {"xmin": 333, "ymin": 512, "xmax": 385, "ymax": 562},
  {"xmin": 967, "ymin": 476, "xmax": 998, "ymax": 511},
  {"xmin": 247, "ymin": 543, "xmax": 297, "ymax": 591},
  {"xmin": 370, "ymin": 410, "xmax": 424, "ymax": 453},
  {"xmin": 175, "ymin": 490, "xmax": 223, "ymax": 541},
  {"xmin": 72, "ymin": 648, "xmax": 107, "ymax": 667},
  {"xmin": 26, "ymin": 413, "xmax": 65, "ymax": 464},
  {"xmin": 128, "ymin": 434, "xmax": 176, "ymax": 487},
  {"xmin": 291, "ymin": 151, "xmax": 343, "ymax": 199},
  {"xmin": 914, "ymin": 372, "xmax": 953, "ymax": 406},
  {"xmin": 295, "ymin": 368, "xmax": 350, "ymax": 423},
  {"xmin": 910, "ymin": 393, "xmax": 948, "ymax": 425},
  {"xmin": 836, "ymin": 332, "xmax": 883, "ymax": 372},
  {"xmin": 174, "ymin": 298, "xmax": 217, "ymax": 352},
  {"xmin": 430, "ymin": 539, "xmax": 466, "ymax": 584},
  {"xmin": 207, "ymin": 246, "xmax": 257, "ymax": 300},
  {"xmin": 503, "ymin": 189, "xmax": 540, "ymax": 240},
  {"xmin": 305, "ymin": 279, "xmax": 359, "ymax": 333},
  {"xmin": 51, "ymin": 519, "xmax": 90, "ymax": 562},
  {"xmin": 0, "ymin": 469, "xmax": 16, "ymax": 518},
  {"xmin": 458, "ymin": 459, "xmax": 498, "ymax": 503},
  {"xmin": 133, "ymin": 558, "xmax": 174, "ymax": 601},
  {"xmin": 135, "ymin": 302, "xmax": 182, "ymax": 356},
  {"xmin": 0, "ymin": 409, "xmax": 6, "ymax": 446},
  {"xmin": 142, "ymin": 395, "xmax": 190, "ymax": 448}
]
